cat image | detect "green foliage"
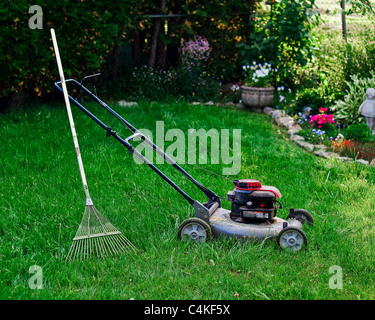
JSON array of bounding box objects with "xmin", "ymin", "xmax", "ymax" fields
[
  {"xmin": 186, "ymin": 0, "xmax": 258, "ymax": 83},
  {"xmin": 0, "ymin": 0, "xmax": 138, "ymax": 100},
  {"xmin": 312, "ymin": 26, "xmax": 375, "ymax": 111},
  {"xmin": 345, "ymin": 122, "xmax": 372, "ymax": 142},
  {"xmin": 347, "ymin": 0, "xmax": 375, "ymax": 15},
  {"xmin": 331, "ymin": 73, "xmax": 375, "ymax": 125},
  {"xmin": 126, "ymin": 63, "xmax": 221, "ymax": 102},
  {"xmin": 237, "ymin": 0, "xmax": 320, "ymax": 85},
  {"xmin": 127, "ymin": 66, "xmax": 176, "ymax": 101}
]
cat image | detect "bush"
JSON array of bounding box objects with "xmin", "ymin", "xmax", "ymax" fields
[
  {"xmin": 344, "ymin": 123, "xmax": 372, "ymax": 142},
  {"xmin": 237, "ymin": 0, "xmax": 319, "ymax": 86},
  {"xmin": 331, "ymin": 73, "xmax": 375, "ymax": 125},
  {"xmin": 0, "ymin": 1, "xmax": 137, "ymax": 105},
  {"xmin": 126, "ymin": 36, "xmax": 221, "ymax": 102}
]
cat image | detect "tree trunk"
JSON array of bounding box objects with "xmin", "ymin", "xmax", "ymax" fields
[
  {"xmin": 148, "ymin": 0, "xmax": 166, "ymax": 68},
  {"xmin": 341, "ymin": 0, "xmax": 347, "ymax": 41},
  {"xmin": 157, "ymin": 21, "xmax": 167, "ymax": 67}
]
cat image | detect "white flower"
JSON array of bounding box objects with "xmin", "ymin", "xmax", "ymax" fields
[{"xmin": 279, "ymin": 95, "xmax": 285, "ymax": 102}]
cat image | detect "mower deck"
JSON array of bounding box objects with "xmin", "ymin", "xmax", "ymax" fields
[{"xmin": 210, "ymin": 207, "xmax": 302, "ymax": 240}]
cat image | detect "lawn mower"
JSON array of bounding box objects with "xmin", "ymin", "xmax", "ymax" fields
[{"xmin": 54, "ymin": 77, "xmax": 313, "ymax": 252}]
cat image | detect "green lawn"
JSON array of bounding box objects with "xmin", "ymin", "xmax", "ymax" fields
[{"xmin": 1, "ymin": 101, "xmax": 374, "ymax": 299}]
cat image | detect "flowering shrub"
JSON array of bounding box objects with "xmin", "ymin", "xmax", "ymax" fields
[
  {"xmin": 295, "ymin": 108, "xmax": 339, "ymax": 145},
  {"xmin": 295, "ymin": 112, "xmax": 309, "ymax": 126},
  {"xmin": 299, "ymin": 128, "xmax": 327, "ymax": 145},
  {"xmin": 242, "ymin": 62, "xmax": 276, "ymax": 88},
  {"xmin": 175, "ymin": 35, "xmax": 220, "ymax": 100},
  {"xmin": 180, "ymin": 35, "xmax": 211, "ymax": 74},
  {"xmin": 309, "ymin": 108, "xmax": 335, "ymax": 129}
]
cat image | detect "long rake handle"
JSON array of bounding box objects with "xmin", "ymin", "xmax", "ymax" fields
[{"xmin": 50, "ymin": 28, "xmax": 92, "ymax": 202}]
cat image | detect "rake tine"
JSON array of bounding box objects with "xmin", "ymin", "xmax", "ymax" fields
[{"xmin": 66, "ymin": 203, "xmax": 136, "ymax": 261}]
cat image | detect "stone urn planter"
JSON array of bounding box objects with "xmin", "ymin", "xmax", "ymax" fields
[{"xmin": 241, "ymin": 86, "xmax": 275, "ymax": 109}]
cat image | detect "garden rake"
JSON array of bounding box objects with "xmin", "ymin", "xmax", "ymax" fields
[{"xmin": 50, "ymin": 28, "xmax": 136, "ymax": 261}]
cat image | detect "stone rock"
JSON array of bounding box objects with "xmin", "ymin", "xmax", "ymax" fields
[
  {"xmin": 276, "ymin": 116, "xmax": 294, "ymax": 127},
  {"xmin": 235, "ymin": 103, "xmax": 246, "ymax": 109},
  {"xmin": 205, "ymin": 101, "xmax": 214, "ymax": 105},
  {"xmin": 290, "ymin": 134, "xmax": 305, "ymax": 142},
  {"xmin": 272, "ymin": 110, "xmax": 286, "ymax": 121},
  {"xmin": 314, "ymin": 144, "xmax": 328, "ymax": 151},
  {"xmin": 324, "ymin": 152, "xmax": 339, "ymax": 158},
  {"xmin": 314, "ymin": 149, "xmax": 326, "ymax": 157},
  {"xmin": 356, "ymin": 159, "xmax": 369, "ymax": 165},
  {"xmin": 191, "ymin": 102, "xmax": 202, "ymax": 105},
  {"xmin": 337, "ymin": 156, "xmax": 353, "ymax": 162},
  {"xmin": 288, "ymin": 125, "xmax": 302, "ymax": 136},
  {"xmin": 302, "ymin": 142, "xmax": 314, "ymax": 153},
  {"xmin": 370, "ymin": 159, "xmax": 375, "ymax": 166},
  {"xmin": 314, "ymin": 149, "xmax": 339, "ymax": 158},
  {"xmin": 118, "ymin": 101, "xmax": 138, "ymax": 107},
  {"xmin": 287, "ymin": 122, "xmax": 301, "ymax": 131},
  {"xmin": 295, "ymin": 140, "xmax": 314, "ymax": 152},
  {"xmin": 263, "ymin": 107, "xmax": 275, "ymax": 116}
]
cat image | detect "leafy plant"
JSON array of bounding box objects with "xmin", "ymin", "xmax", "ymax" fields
[
  {"xmin": 345, "ymin": 123, "xmax": 372, "ymax": 142},
  {"xmin": 331, "ymin": 73, "xmax": 375, "ymax": 125}
]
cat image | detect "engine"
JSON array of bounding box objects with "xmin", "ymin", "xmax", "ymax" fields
[{"xmin": 227, "ymin": 179, "xmax": 282, "ymax": 223}]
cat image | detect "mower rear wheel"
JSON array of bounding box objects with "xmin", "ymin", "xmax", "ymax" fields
[
  {"xmin": 287, "ymin": 209, "xmax": 314, "ymax": 225},
  {"xmin": 178, "ymin": 218, "xmax": 212, "ymax": 243},
  {"xmin": 277, "ymin": 227, "xmax": 307, "ymax": 252}
]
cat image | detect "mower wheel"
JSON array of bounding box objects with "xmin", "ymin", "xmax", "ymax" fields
[
  {"xmin": 277, "ymin": 227, "xmax": 307, "ymax": 252},
  {"xmin": 178, "ymin": 218, "xmax": 212, "ymax": 243},
  {"xmin": 287, "ymin": 209, "xmax": 314, "ymax": 225}
]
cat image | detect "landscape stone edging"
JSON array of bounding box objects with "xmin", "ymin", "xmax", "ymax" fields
[{"xmin": 266, "ymin": 108, "xmax": 373, "ymax": 166}]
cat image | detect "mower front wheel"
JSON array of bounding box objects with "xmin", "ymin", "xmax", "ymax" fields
[
  {"xmin": 178, "ymin": 218, "xmax": 212, "ymax": 243},
  {"xmin": 277, "ymin": 227, "xmax": 307, "ymax": 252}
]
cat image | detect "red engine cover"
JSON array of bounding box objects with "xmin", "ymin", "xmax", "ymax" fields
[{"xmin": 235, "ymin": 179, "xmax": 282, "ymax": 198}]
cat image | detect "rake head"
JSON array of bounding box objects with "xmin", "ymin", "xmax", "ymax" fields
[{"xmin": 66, "ymin": 202, "xmax": 136, "ymax": 261}]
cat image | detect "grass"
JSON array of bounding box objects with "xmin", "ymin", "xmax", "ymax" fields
[{"xmin": 1, "ymin": 100, "xmax": 375, "ymax": 300}]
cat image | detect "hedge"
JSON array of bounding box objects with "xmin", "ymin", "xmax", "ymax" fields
[{"xmin": 0, "ymin": 0, "xmax": 138, "ymax": 103}]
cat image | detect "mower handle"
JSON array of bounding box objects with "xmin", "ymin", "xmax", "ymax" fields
[{"xmin": 54, "ymin": 79, "xmax": 222, "ymax": 217}]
